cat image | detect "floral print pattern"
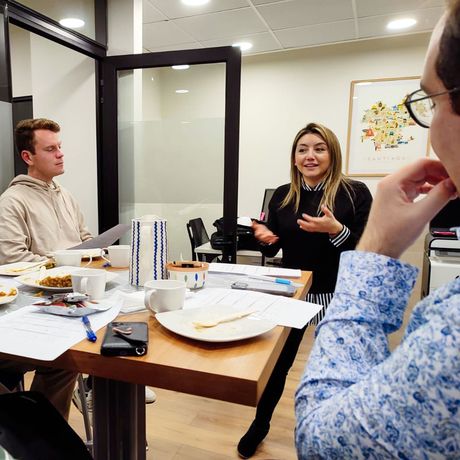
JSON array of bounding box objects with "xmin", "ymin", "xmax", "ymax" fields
[{"xmin": 295, "ymin": 250, "xmax": 460, "ymax": 459}]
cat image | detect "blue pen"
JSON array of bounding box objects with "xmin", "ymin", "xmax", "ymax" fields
[
  {"xmin": 82, "ymin": 315, "xmax": 97, "ymax": 342},
  {"xmin": 247, "ymin": 274, "xmax": 303, "ymax": 288}
]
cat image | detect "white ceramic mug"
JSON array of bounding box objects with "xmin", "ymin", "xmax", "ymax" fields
[
  {"xmin": 54, "ymin": 250, "xmax": 91, "ymax": 267},
  {"xmin": 166, "ymin": 261, "xmax": 208, "ymax": 290},
  {"xmin": 71, "ymin": 269, "xmax": 107, "ymax": 300},
  {"xmin": 144, "ymin": 279, "xmax": 186, "ymax": 315},
  {"xmin": 102, "ymin": 245, "xmax": 130, "ymax": 268}
]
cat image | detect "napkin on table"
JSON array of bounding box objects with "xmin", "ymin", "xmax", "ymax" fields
[{"xmin": 116, "ymin": 291, "xmax": 147, "ymax": 314}]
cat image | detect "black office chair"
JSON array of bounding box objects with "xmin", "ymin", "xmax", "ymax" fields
[
  {"xmin": 186, "ymin": 218, "xmax": 219, "ymax": 263},
  {"xmin": 0, "ymin": 391, "xmax": 93, "ymax": 460},
  {"xmin": 0, "ymin": 371, "xmax": 92, "ymax": 453},
  {"xmin": 260, "ymin": 188, "xmax": 276, "ymax": 223},
  {"xmin": 259, "ymin": 189, "xmax": 282, "ymax": 266}
]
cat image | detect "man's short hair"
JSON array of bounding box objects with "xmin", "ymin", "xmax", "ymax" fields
[
  {"xmin": 436, "ymin": 0, "xmax": 460, "ymax": 114},
  {"xmin": 15, "ymin": 118, "xmax": 60, "ymax": 155}
]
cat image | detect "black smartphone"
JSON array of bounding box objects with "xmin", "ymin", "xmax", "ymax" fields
[{"xmin": 101, "ymin": 321, "xmax": 148, "ymax": 357}]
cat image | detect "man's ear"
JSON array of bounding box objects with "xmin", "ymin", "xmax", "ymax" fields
[{"xmin": 21, "ymin": 150, "xmax": 33, "ymax": 165}]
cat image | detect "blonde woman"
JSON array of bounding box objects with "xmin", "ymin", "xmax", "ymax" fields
[{"xmin": 238, "ymin": 122, "xmax": 372, "ymax": 458}]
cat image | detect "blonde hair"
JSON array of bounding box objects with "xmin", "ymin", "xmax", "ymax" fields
[{"xmin": 281, "ymin": 122, "xmax": 353, "ymax": 213}]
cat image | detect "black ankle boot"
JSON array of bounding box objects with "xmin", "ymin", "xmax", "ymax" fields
[{"xmin": 237, "ymin": 421, "xmax": 270, "ymax": 458}]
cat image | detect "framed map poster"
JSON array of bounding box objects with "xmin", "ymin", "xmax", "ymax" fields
[{"xmin": 345, "ymin": 76, "xmax": 430, "ymax": 176}]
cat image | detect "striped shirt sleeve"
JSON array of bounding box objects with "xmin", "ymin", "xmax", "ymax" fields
[{"xmin": 329, "ymin": 224, "xmax": 350, "ymax": 247}]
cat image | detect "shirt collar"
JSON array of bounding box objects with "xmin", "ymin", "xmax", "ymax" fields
[{"xmin": 301, "ymin": 177, "xmax": 325, "ymax": 191}]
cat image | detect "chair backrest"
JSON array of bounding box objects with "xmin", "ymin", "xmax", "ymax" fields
[
  {"xmin": 187, "ymin": 218, "xmax": 210, "ymax": 261},
  {"xmin": 0, "ymin": 391, "xmax": 92, "ymax": 460},
  {"xmin": 260, "ymin": 188, "xmax": 276, "ymax": 222}
]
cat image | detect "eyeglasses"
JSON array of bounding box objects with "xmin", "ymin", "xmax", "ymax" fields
[{"xmin": 404, "ymin": 87, "xmax": 460, "ymax": 128}]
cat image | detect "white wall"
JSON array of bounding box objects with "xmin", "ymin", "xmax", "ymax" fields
[
  {"xmin": 238, "ymin": 33, "xmax": 431, "ymax": 217},
  {"xmin": 107, "ymin": 0, "xmax": 142, "ymax": 55},
  {"xmin": 9, "ymin": 26, "xmax": 99, "ymax": 235},
  {"xmin": 9, "ymin": 27, "xmax": 31, "ymax": 97}
]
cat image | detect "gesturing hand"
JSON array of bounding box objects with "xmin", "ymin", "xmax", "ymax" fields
[
  {"xmin": 357, "ymin": 158, "xmax": 457, "ymax": 259},
  {"xmin": 297, "ymin": 205, "xmax": 343, "ymax": 236},
  {"xmin": 252, "ymin": 221, "xmax": 279, "ymax": 245}
]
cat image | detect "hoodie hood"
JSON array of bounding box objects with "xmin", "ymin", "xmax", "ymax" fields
[{"xmin": 8, "ymin": 174, "xmax": 61, "ymax": 192}]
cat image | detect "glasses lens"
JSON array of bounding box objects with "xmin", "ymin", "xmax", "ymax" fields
[{"xmin": 408, "ymin": 89, "xmax": 433, "ymax": 127}]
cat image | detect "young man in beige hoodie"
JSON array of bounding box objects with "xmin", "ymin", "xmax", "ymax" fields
[
  {"xmin": 0, "ymin": 118, "xmax": 156, "ymax": 415},
  {"xmin": 0, "ymin": 119, "xmax": 93, "ymax": 419},
  {"xmin": 0, "ymin": 118, "xmax": 92, "ymax": 264}
]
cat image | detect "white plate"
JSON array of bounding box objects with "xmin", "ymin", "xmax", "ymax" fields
[
  {"xmin": 15, "ymin": 266, "xmax": 119, "ymax": 292},
  {"xmin": 0, "ymin": 284, "xmax": 18, "ymax": 305},
  {"xmin": 156, "ymin": 304, "xmax": 276, "ymax": 343},
  {"xmin": 0, "ymin": 261, "xmax": 46, "ymax": 276}
]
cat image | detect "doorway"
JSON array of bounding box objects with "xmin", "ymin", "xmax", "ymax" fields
[{"xmin": 99, "ymin": 47, "xmax": 241, "ymax": 262}]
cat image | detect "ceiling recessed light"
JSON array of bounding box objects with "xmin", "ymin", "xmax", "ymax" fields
[
  {"xmin": 172, "ymin": 65, "xmax": 190, "ymax": 70},
  {"xmin": 386, "ymin": 18, "xmax": 417, "ymax": 30},
  {"xmin": 182, "ymin": 0, "xmax": 210, "ymax": 5},
  {"xmin": 232, "ymin": 42, "xmax": 253, "ymax": 52},
  {"xmin": 175, "ymin": 89, "xmax": 189, "ymax": 94},
  {"xmin": 356, "ymin": 82, "xmax": 372, "ymax": 86},
  {"xmin": 59, "ymin": 18, "xmax": 85, "ymax": 29}
]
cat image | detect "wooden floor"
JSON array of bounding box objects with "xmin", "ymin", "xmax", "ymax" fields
[
  {"xmin": 64, "ymin": 327, "xmax": 315, "ymax": 460},
  {"xmin": 26, "ymin": 297, "xmax": 413, "ymax": 460}
]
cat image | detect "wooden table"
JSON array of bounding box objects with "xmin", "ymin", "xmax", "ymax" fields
[{"xmin": 0, "ymin": 266, "xmax": 312, "ymax": 459}]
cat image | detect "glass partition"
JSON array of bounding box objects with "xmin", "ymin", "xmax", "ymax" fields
[
  {"xmin": 16, "ymin": 0, "xmax": 96, "ymax": 40},
  {"xmin": 118, "ymin": 64, "xmax": 226, "ymax": 260}
]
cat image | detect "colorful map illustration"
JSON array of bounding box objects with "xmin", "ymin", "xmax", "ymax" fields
[{"xmin": 360, "ymin": 99, "xmax": 417, "ymax": 151}]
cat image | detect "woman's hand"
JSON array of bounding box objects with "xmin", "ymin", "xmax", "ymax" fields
[
  {"xmin": 252, "ymin": 221, "xmax": 280, "ymax": 245},
  {"xmin": 357, "ymin": 158, "xmax": 457, "ymax": 259},
  {"xmin": 297, "ymin": 205, "xmax": 343, "ymax": 236}
]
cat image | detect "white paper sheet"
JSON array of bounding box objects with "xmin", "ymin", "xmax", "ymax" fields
[
  {"xmin": 183, "ymin": 288, "xmax": 321, "ymax": 328},
  {"xmin": 208, "ymin": 262, "xmax": 301, "ymax": 278},
  {"xmin": 0, "ymin": 298, "xmax": 121, "ymax": 361},
  {"xmin": 70, "ymin": 224, "xmax": 130, "ymax": 250}
]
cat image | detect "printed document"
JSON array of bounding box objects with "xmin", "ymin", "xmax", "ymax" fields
[
  {"xmin": 0, "ymin": 299, "xmax": 121, "ymax": 361},
  {"xmin": 184, "ymin": 288, "xmax": 321, "ymax": 328}
]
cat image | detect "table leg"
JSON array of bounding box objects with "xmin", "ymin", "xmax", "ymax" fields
[{"xmin": 92, "ymin": 377, "xmax": 146, "ymax": 460}]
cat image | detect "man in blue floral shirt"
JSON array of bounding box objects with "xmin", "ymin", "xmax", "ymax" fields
[{"xmin": 295, "ymin": 1, "xmax": 460, "ymax": 458}]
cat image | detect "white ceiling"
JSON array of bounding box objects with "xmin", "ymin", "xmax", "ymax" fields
[{"xmin": 142, "ymin": 0, "xmax": 444, "ymax": 55}]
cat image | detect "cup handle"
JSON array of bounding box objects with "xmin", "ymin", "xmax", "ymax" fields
[
  {"xmin": 83, "ymin": 254, "xmax": 93, "ymax": 267},
  {"xmin": 101, "ymin": 248, "xmax": 110, "ymax": 265},
  {"xmin": 81, "ymin": 277, "xmax": 89, "ymax": 295},
  {"xmin": 144, "ymin": 289, "xmax": 157, "ymax": 313}
]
